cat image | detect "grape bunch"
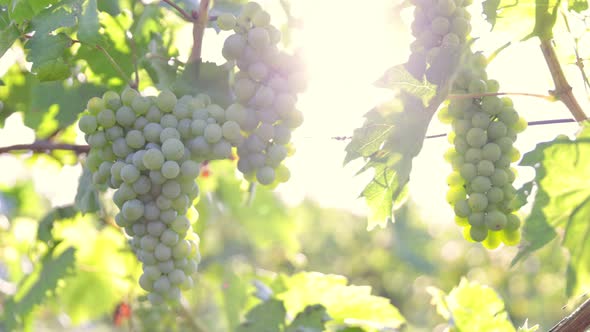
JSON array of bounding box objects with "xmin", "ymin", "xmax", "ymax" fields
[
  {"xmin": 406, "ymin": 0, "xmax": 472, "ymax": 84},
  {"xmin": 438, "ymin": 52, "xmax": 527, "ymax": 249},
  {"xmin": 79, "ymin": 88, "xmax": 246, "ymax": 304},
  {"xmin": 216, "ymin": 2, "xmax": 306, "ymax": 186}
]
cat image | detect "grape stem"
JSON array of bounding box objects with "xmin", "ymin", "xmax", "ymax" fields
[
  {"xmin": 188, "ymin": 0, "xmax": 210, "ymax": 64},
  {"xmin": 448, "ymin": 91, "xmax": 555, "ymax": 101},
  {"xmin": 539, "ymin": 39, "xmax": 588, "ymax": 122},
  {"xmin": 127, "ymin": 32, "xmax": 140, "ymax": 90},
  {"xmin": 549, "ymin": 297, "xmax": 590, "ymax": 331},
  {"xmin": 0, "ymin": 141, "xmax": 90, "ymax": 155}
]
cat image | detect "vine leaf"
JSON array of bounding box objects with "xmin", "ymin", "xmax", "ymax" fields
[
  {"xmin": 24, "ymin": 33, "xmax": 73, "ymax": 81},
  {"xmin": 174, "ymin": 61, "xmax": 232, "ymax": 107},
  {"xmin": 285, "ymin": 304, "xmax": 330, "ymax": 332},
  {"xmin": 236, "ymin": 299, "xmax": 286, "ymax": 332},
  {"xmin": 428, "ymin": 278, "xmax": 518, "ymax": 331},
  {"xmin": 528, "ymin": 0, "xmax": 561, "ymax": 40},
  {"xmin": 374, "ymin": 65, "xmax": 436, "ymax": 104},
  {"xmin": 37, "ymin": 205, "xmax": 78, "ymax": 243},
  {"xmin": 75, "ymin": 166, "xmax": 101, "ymax": 214},
  {"xmin": 77, "ymin": 0, "xmax": 103, "ymax": 45},
  {"xmin": 0, "ymin": 8, "xmax": 19, "ymax": 59},
  {"xmin": 3, "ymin": 247, "xmax": 76, "ymax": 330},
  {"xmin": 568, "ymin": 0, "xmax": 588, "ymax": 11},
  {"xmin": 345, "ymin": 94, "xmax": 432, "ymax": 229},
  {"xmin": 512, "ymin": 124, "xmax": 590, "ymax": 296},
  {"xmin": 272, "ymin": 272, "xmax": 405, "ymax": 330}
]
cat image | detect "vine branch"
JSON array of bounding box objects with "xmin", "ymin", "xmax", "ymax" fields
[
  {"xmin": 449, "ymin": 91, "xmax": 555, "ymax": 101},
  {"xmin": 540, "ymin": 39, "xmax": 588, "ymax": 122},
  {"xmin": 161, "ymin": 0, "xmax": 194, "ymax": 21},
  {"xmin": 0, "ymin": 141, "xmax": 90, "ymax": 155},
  {"xmin": 188, "ymin": 0, "xmax": 210, "ymax": 64},
  {"xmin": 549, "ymin": 297, "xmax": 590, "ymax": 332}
]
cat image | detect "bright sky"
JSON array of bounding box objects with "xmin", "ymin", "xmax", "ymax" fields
[{"xmin": 0, "ymin": 0, "xmax": 586, "ymax": 229}]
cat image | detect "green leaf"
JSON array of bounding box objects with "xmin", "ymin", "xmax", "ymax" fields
[
  {"xmin": 375, "ymin": 65, "xmax": 436, "ymax": 105},
  {"xmin": 35, "ymin": 58, "xmax": 71, "ymax": 81},
  {"xmin": 529, "ymin": 0, "xmax": 560, "ymax": 40},
  {"xmin": 513, "ymin": 126, "xmax": 590, "ymax": 296},
  {"xmin": 25, "ymin": 33, "xmax": 72, "ymax": 68},
  {"xmin": 568, "ymin": 0, "xmax": 588, "ymax": 11},
  {"xmin": 273, "ymin": 272, "xmax": 405, "ymax": 330},
  {"xmin": 482, "ymin": 0, "xmax": 537, "ymax": 38},
  {"xmin": 30, "ymin": 4, "xmax": 78, "ymax": 35},
  {"xmin": 222, "ymin": 270, "xmax": 250, "ymax": 331},
  {"xmin": 237, "ymin": 299, "xmax": 286, "ymax": 332},
  {"xmin": 0, "ymin": 8, "xmax": 19, "ymax": 59},
  {"xmin": 0, "ymin": 180, "xmax": 45, "ymax": 219},
  {"xmin": 428, "ymin": 278, "xmax": 516, "ymax": 332},
  {"xmin": 97, "ymin": 0, "xmax": 120, "ymax": 16},
  {"xmin": 77, "ymin": 0, "xmax": 102, "ymax": 45},
  {"xmin": 37, "ymin": 205, "xmax": 78, "ymax": 243},
  {"xmin": 3, "ymin": 247, "xmax": 76, "ymax": 330},
  {"xmin": 344, "ymin": 94, "xmax": 433, "ymax": 229},
  {"xmin": 482, "ymin": 0, "xmax": 501, "ymax": 27},
  {"xmin": 8, "ymin": 0, "xmax": 34, "ymax": 23},
  {"xmin": 174, "ymin": 61, "xmax": 232, "ymax": 107},
  {"xmin": 285, "ymin": 305, "xmax": 330, "ymax": 332},
  {"xmin": 75, "ymin": 166, "xmax": 101, "ymax": 214}
]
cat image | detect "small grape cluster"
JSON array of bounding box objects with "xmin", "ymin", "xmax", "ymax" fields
[
  {"xmin": 216, "ymin": 2, "xmax": 306, "ymax": 186},
  {"xmin": 438, "ymin": 52, "xmax": 527, "ymax": 249},
  {"xmin": 79, "ymin": 88, "xmax": 241, "ymax": 304},
  {"xmin": 406, "ymin": 0, "xmax": 472, "ymax": 84}
]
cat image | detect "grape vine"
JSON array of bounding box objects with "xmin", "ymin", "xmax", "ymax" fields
[{"xmin": 78, "ymin": 1, "xmax": 305, "ymax": 304}]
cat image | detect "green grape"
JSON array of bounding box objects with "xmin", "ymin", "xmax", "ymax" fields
[
  {"xmin": 122, "ymin": 199, "xmax": 144, "ymax": 221},
  {"xmin": 143, "ymin": 148, "xmax": 166, "ymax": 170},
  {"xmin": 217, "ymin": 13, "xmax": 237, "ymax": 31},
  {"xmin": 161, "ymin": 114, "xmax": 178, "ymax": 128},
  {"xmin": 106, "ymin": 126, "xmax": 124, "ymax": 141},
  {"xmin": 112, "ymin": 138, "xmax": 132, "ymax": 158},
  {"xmin": 102, "ymin": 91, "xmax": 122, "ymax": 110},
  {"xmin": 481, "ymin": 142, "xmax": 501, "ymax": 161},
  {"xmin": 146, "ymin": 106, "xmax": 163, "ymax": 122},
  {"xmin": 437, "ymin": 0, "xmax": 456, "ymax": 15},
  {"xmin": 465, "ymin": 127, "xmax": 487, "ymax": 148},
  {"xmin": 87, "ymin": 97, "xmax": 106, "ymax": 114},
  {"xmin": 487, "ymin": 186, "xmax": 504, "ymax": 204},
  {"xmin": 470, "ymin": 226, "xmax": 488, "ymax": 242},
  {"xmin": 116, "ymin": 106, "xmax": 137, "ymax": 127},
  {"xmin": 225, "ymin": 103, "xmax": 247, "ymax": 123},
  {"xmin": 485, "ymin": 210, "xmax": 507, "ymax": 230},
  {"xmin": 207, "ymin": 104, "xmax": 226, "ymax": 123},
  {"xmin": 513, "ymin": 116, "xmax": 528, "ymax": 133},
  {"xmin": 468, "ymin": 193, "xmax": 488, "ymax": 212},
  {"xmin": 222, "ymin": 34, "xmax": 247, "ymax": 60},
  {"xmin": 162, "ymin": 160, "xmax": 180, "ymax": 179},
  {"xmin": 265, "ymin": 144, "xmax": 287, "ymax": 167},
  {"xmin": 204, "ymin": 124, "xmax": 223, "ymax": 143},
  {"xmin": 162, "ymin": 138, "xmax": 185, "ymax": 161},
  {"xmin": 153, "ymin": 275, "xmax": 171, "ymax": 294},
  {"xmin": 470, "ymin": 176, "xmax": 492, "ymax": 193},
  {"xmin": 168, "ymin": 269, "xmax": 187, "ymax": 285},
  {"xmin": 459, "ymin": 163, "xmax": 476, "ymax": 181},
  {"xmin": 446, "ymin": 185, "xmax": 466, "ymax": 204},
  {"xmin": 248, "ymin": 62, "xmax": 269, "ymax": 82},
  {"xmin": 476, "ymin": 160, "xmax": 494, "ymax": 176},
  {"xmin": 121, "ymin": 87, "xmax": 139, "ymax": 106},
  {"xmin": 275, "ymin": 164, "xmax": 290, "ymax": 182},
  {"xmin": 79, "ymin": 115, "xmax": 98, "ymax": 134},
  {"xmin": 248, "ymin": 27, "xmax": 271, "ymax": 49},
  {"xmin": 97, "ymin": 109, "xmax": 116, "ymax": 128},
  {"xmin": 160, "ymin": 127, "xmax": 181, "ymax": 142},
  {"xmin": 180, "ymin": 160, "xmax": 200, "ymax": 179},
  {"xmin": 162, "ymin": 180, "xmax": 181, "ymax": 199},
  {"xmin": 171, "ymin": 216, "xmax": 191, "ymax": 235},
  {"xmin": 141, "ymin": 235, "xmax": 159, "ymax": 251},
  {"xmin": 431, "ymin": 16, "xmax": 450, "ymax": 35},
  {"xmin": 144, "ymin": 123, "xmax": 163, "ymax": 143},
  {"xmin": 126, "ymin": 130, "xmax": 146, "ymax": 149},
  {"xmin": 157, "ymin": 90, "xmax": 177, "ymax": 113},
  {"xmin": 256, "ymin": 166, "xmax": 275, "ymax": 185},
  {"xmin": 468, "ymin": 79, "xmax": 487, "ymax": 93},
  {"xmin": 252, "ymin": 9, "xmax": 271, "ymax": 27},
  {"xmin": 451, "ymin": 17, "xmax": 470, "ymax": 37},
  {"xmin": 234, "ymin": 78, "xmax": 257, "ymax": 102},
  {"xmin": 464, "ymin": 148, "xmax": 482, "ymax": 163},
  {"xmin": 498, "ymin": 108, "xmax": 519, "ymax": 125},
  {"xmin": 191, "ymin": 119, "xmax": 207, "ymax": 136},
  {"xmin": 161, "ymin": 229, "xmax": 180, "ymax": 247},
  {"xmin": 132, "ymin": 176, "xmax": 151, "ymax": 195},
  {"xmin": 454, "ymin": 199, "xmax": 471, "ymax": 218},
  {"xmin": 132, "ymin": 95, "xmax": 151, "ymax": 115},
  {"xmin": 121, "ymin": 164, "xmax": 140, "ymax": 183},
  {"xmin": 471, "ymin": 112, "xmax": 490, "ymax": 129},
  {"xmin": 494, "ymin": 136, "xmax": 513, "ymax": 153}
]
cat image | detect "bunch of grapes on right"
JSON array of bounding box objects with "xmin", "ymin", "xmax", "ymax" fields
[{"xmin": 439, "ymin": 52, "xmax": 528, "ymax": 249}]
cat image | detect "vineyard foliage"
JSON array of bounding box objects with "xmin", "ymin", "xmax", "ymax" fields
[{"xmin": 0, "ymin": 0, "xmax": 589, "ymax": 331}]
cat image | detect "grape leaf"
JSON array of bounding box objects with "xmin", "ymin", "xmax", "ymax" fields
[
  {"xmin": 285, "ymin": 304, "xmax": 330, "ymax": 332},
  {"xmin": 3, "ymin": 247, "xmax": 76, "ymax": 331},
  {"xmin": 24, "ymin": 33, "xmax": 72, "ymax": 71},
  {"xmin": 222, "ymin": 271, "xmax": 250, "ymax": 331},
  {"xmin": 344, "ymin": 94, "xmax": 433, "ymax": 229},
  {"xmin": 77, "ymin": 0, "xmax": 102, "ymax": 45},
  {"xmin": 0, "ymin": 8, "xmax": 19, "ymax": 59},
  {"xmin": 37, "ymin": 205, "xmax": 77, "ymax": 243},
  {"xmin": 272, "ymin": 272, "xmax": 405, "ymax": 330},
  {"xmin": 374, "ymin": 65, "xmax": 436, "ymax": 105},
  {"xmin": 236, "ymin": 299, "xmax": 286, "ymax": 332},
  {"xmin": 174, "ymin": 61, "xmax": 232, "ymax": 107},
  {"xmin": 428, "ymin": 278, "xmax": 516, "ymax": 332},
  {"xmin": 30, "ymin": 5, "xmax": 77, "ymax": 35},
  {"xmin": 482, "ymin": 0, "xmax": 537, "ymax": 39},
  {"xmin": 75, "ymin": 166, "xmax": 101, "ymax": 214},
  {"xmin": 35, "ymin": 58, "xmax": 71, "ymax": 81},
  {"xmin": 529, "ymin": 0, "xmax": 560, "ymax": 40},
  {"xmin": 8, "ymin": 0, "xmax": 34, "ymax": 23},
  {"xmin": 97, "ymin": 0, "xmax": 120, "ymax": 16},
  {"xmin": 513, "ymin": 125, "xmax": 590, "ymax": 296},
  {"xmin": 568, "ymin": 0, "xmax": 588, "ymax": 11}
]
